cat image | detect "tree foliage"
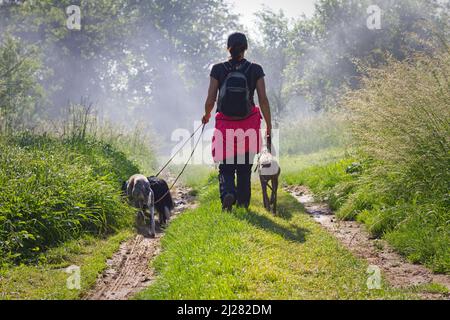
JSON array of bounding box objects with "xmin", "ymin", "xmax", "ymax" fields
[
  {"xmin": 0, "ymin": 0, "xmax": 448, "ymax": 126},
  {"xmin": 251, "ymin": 9, "xmax": 292, "ymax": 122},
  {"xmin": 0, "ymin": 36, "xmax": 42, "ymax": 134},
  {"xmin": 253, "ymin": 0, "xmax": 449, "ymax": 113},
  {"xmin": 0, "ymin": 0, "xmax": 239, "ymax": 128}
]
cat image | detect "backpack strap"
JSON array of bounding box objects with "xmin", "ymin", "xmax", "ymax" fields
[
  {"xmin": 243, "ymin": 61, "xmax": 252, "ymax": 75},
  {"xmin": 223, "ymin": 62, "xmax": 233, "ymax": 73}
]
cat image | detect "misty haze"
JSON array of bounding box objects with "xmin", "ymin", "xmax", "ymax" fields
[{"xmin": 0, "ymin": 0, "xmax": 449, "ymax": 303}]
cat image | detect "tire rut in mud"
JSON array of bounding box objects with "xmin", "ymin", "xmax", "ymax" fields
[{"xmin": 84, "ymin": 185, "xmax": 196, "ymax": 300}]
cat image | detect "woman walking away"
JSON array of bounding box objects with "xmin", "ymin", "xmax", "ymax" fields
[{"xmin": 202, "ymin": 32, "xmax": 272, "ymax": 211}]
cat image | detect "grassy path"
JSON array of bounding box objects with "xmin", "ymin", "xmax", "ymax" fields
[
  {"xmin": 84, "ymin": 185, "xmax": 196, "ymax": 300},
  {"xmin": 0, "ymin": 230, "xmax": 132, "ymax": 300},
  {"xmin": 0, "ymin": 174, "xmax": 429, "ymax": 300},
  {"xmin": 0, "ymin": 184, "xmax": 195, "ymax": 300},
  {"xmin": 136, "ymin": 181, "xmax": 417, "ymax": 300}
]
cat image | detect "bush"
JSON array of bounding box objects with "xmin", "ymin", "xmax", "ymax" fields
[{"xmin": 0, "ymin": 134, "xmax": 139, "ymax": 263}]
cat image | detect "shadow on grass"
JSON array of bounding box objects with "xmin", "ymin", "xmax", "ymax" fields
[
  {"xmin": 234, "ymin": 209, "xmax": 310, "ymax": 243},
  {"xmin": 276, "ymin": 193, "xmax": 306, "ymax": 220},
  {"xmin": 254, "ymin": 191, "xmax": 308, "ymax": 220}
]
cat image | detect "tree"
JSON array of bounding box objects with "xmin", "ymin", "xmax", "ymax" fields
[
  {"xmin": 0, "ymin": 0, "xmax": 240, "ymax": 135},
  {"xmin": 1, "ymin": 0, "xmax": 137, "ymax": 111},
  {"xmin": 0, "ymin": 36, "xmax": 43, "ymax": 134},
  {"xmin": 251, "ymin": 8, "xmax": 294, "ymax": 122},
  {"xmin": 287, "ymin": 0, "xmax": 450, "ymax": 110}
]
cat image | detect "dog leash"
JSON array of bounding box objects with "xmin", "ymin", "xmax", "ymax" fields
[
  {"xmin": 154, "ymin": 123, "xmax": 206, "ymax": 204},
  {"xmin": 267, "ymin": 135, "xmax": 272, "ymax": 154},
  {"xmin": 154, "ymin": 123, "xmax": 205, "ymax": 178}
]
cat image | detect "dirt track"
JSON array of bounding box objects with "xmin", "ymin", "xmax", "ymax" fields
[
  {"xmin": 84, "ymin": 185, "xmax": 196, "ymax": 300},
  {"xmin": 83, "ymin": 183, "xmax": 449, "ymax": 300},
  {"xmin": 286, "ymin": 185, "xmax": 450, "ymax": 300}
]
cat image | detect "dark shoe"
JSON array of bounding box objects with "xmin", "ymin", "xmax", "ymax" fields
[{"xmin": 222, "ymin": 193, "xmax": 235, "ymax": 212}]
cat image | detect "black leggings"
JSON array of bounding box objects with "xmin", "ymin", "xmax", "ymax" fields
[{"xmin": 218, "ymin": 153, "xmax": 253, "ymax": 208}]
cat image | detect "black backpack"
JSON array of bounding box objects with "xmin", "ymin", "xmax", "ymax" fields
[{"xmin": 217, "ymin": 61, "xmax": 253, "ymax": 118}]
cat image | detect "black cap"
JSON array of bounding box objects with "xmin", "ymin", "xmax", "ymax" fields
[{"xmin": 227, "ymin": 32, "xmax": 248, "ymax": 50}]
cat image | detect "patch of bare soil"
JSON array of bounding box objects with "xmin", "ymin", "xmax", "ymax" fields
[
  {"xmin": 84, "ymin": 185, "xmax": 196, "ymax": 300},
  {"xmin": 285, "ymin": 185, "xmax": 450, "ymax": 300}
]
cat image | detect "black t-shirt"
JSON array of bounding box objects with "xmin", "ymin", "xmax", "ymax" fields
[{"xmin": 210, "ymin": 59, "xmax": 265, "ymax": 106}]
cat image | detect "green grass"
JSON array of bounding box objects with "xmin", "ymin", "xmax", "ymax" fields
[
  {"xmin": 279, "ymin": 53, "xmax": 450, "ymax": 274},
  {"xmin": 280, "ymin": 148, "xmax": 347, "ymax": 178},
  {"xmin": 282, "ymin": 152, "xmax": 450, "ymax": 274},
  {"xmin": 0, "ymin": 229, "xmax": 132, "ymax": 300},
  {"xmin": 410, "ymin": 283, "xmax": 449, "ymax": 295},
  {"xmin": 0, "ymin": 133, "xmax": 138, "ymax": 263},
  {"xmin": 280, "ymin": 111, "xmax": 348, "ymax": 155},
  {"xmin": 281, "ymin": 149, "xmax": 357, "ymax": 210},
  {"xmin": 136, "ymin": 180, "xmax": 416, "ymax": 300}
]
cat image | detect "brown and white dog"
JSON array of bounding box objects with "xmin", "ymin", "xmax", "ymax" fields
[
  {"xmin": 257, "ymin": 141, "xmax": 281, "ymax": 215},
  {"xmin": 123, "ymin": 174, "xmax": 156, "ymax": 238}
]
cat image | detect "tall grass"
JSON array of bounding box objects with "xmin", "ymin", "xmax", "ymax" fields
[
  {"xmin": 283, "ymin": 52, "xmax": 449, "ymax": 272},
  {"xmin": 93, "ymin": 122, "xmax": 157, "ymax": 174},
  {"xmin": 292, "ymin": 52, "xmax": 450, "ymax": 272},
  {"xmin": 0, "ymin": 100, "xmax": 158, "ymax": 263},
  {"xmin": 345, "ymin": 53, "xmax": 449, "ymax": 203},
  {"xmin": 0, "ymin": 134, "xmax": 138, "ymax": 263},
  {"xmin": 58, "ymin": 100, "xmax": 157, "ymax": 174},
  {"xmin": 340, "ymin": 52, "xmax": 450, "ymax": 272}
]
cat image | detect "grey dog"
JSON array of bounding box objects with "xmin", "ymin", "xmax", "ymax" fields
[{"xmin": 124, "ymin": 174, "xmax": 156, "ymax": 238}]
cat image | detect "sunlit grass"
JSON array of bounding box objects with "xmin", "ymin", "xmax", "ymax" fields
[
  {"xmin": 280, "ymin": 112, "xmax": 348, "ymax": 155},
  {"xmin": 283, "ymin": 152, "xmax": 449, "ymax": 274},
  {"xmin": 0, "ymin": 229, "xmax": 132, "ymax": 300},
  {"xmin": 281, "ymin": 148, "xmax": 351, "ymax": 184},
  {"xmin": 280, "ymin": 53, "xmax": 450, "ymax": 274},
  {"xmin": 0, "ymin": 131, "xmax": 149, "ymax": 264},
  {"xmin": 136, "ymin": 182, "xmax": 416, "ymax": 300}
]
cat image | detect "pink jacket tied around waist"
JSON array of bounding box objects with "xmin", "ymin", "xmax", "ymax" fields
[{"xmin": 212, "ymin": 106, "xmax": 262, "ymax": 162}]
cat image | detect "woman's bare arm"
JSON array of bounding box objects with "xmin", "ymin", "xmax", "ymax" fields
[
  {"xmin": 256, "ymin": 77, "xmax": 272, "ymax": 136},
  {"xmin": 202, "ymin": 77, "xmax": 219, "ymax": 124}
]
